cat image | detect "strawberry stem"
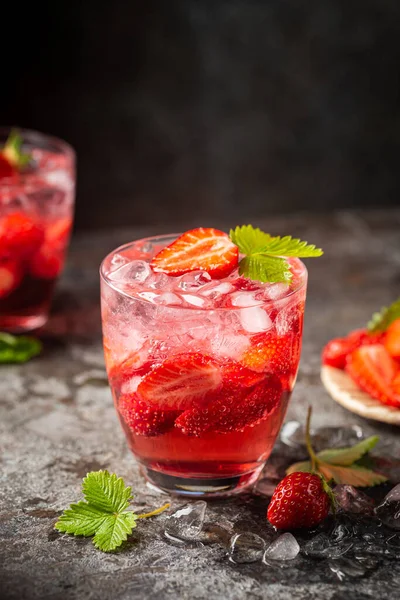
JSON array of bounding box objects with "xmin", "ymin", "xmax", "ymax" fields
[
  {"xmin": 305, "ymin": 406, "xmax": 319, "ymax": 472},
  {"xmin": 137, "ymin": 502, "xmax": 170, "ymax": 519}
]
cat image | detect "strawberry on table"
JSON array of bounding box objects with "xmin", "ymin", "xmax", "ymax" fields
[
  {"xmin": 118, "ymin": 393, "xmax": 178, "ymax": 436},
  {"xmin": 346, "ymin": 344, "xmax": 400, "ymax": 408},
  {"xmin": 151, "ymin": 227, "xmax": 239, "ymax": 279},
  {"xmin": 0, "ymin": 258, "xmax": 23, "ymax": 299},
  {"xmin": 137, "ymin": 352, "xmax": 223, "ymax": 411},
  {"xmin": 267, "ymin": 471, "xmax": 332, "ymax": 530}
]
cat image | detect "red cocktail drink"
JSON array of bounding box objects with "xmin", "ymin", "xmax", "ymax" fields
[
  {"xmin": 0, "ymin": 129, "xmax": 75, "ymax": 331},
  {"xmin": 101, "ymin": 232, "xmax": 307, "ymax": 496}
]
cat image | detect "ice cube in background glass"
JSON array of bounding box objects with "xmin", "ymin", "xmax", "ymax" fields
[
  {"xmin": 108, "ymin": 260, "xmax": 152, "ymax": 283},
  {"xmin": 229, "ymin": 532, "xmax": 266, "ymax": 564},
  {"xmin": 374, "ymin": 484, "xmax": 400, "ymax": 529},
  {"xmin": 164, "ymin": 501, "xmax": 207, "ymax": 541},
  {"xmin": 334, "ymin": 485, "xmax": 375, "ymax": 515},
  {"xmin": 178, "ymin": 271, "xmax": 212, "ymax": 291},
  {"xmin": 240, "ymin": 307, "xmax": 272, "ymax": 333},
  {"xmin": 263, "ymin": 533, "xmax": 300, "ymax": 561}
]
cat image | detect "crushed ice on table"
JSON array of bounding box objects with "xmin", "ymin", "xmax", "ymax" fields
[
  {"xmin": 164, "ymin": 501, "xmax": 207, "ymax": 542},
  {"xmin": 280, "ymin": 421, "xmax": 303, "ymax": 449},
  {"xmin": 334, "ymin": 485, "xmax": 375, "ymax": 515},
  {"xmin": 279, "ymin": 423, "xmax": 364, "ymax": 452},
  {"xmin": 328, "ymin": 557, "xmax": 367, "ymax": 580},
  {"xmin": 303, "ymin": 533, "xmax": 353, "ymax": 559},
  {"xmin": 374, "ymin": 484, "xmax": 400, "ymax": 530},
  {"xmin": 263, "ymin": 533, "xmax": 300, "ymax": 561},
  {"xmin": 229, "ymin": 532, "xmax": 266, "ymax": 564},
  {"xmin": 254, "ymin": 478, "xmax": 277, "ymax": 497}
]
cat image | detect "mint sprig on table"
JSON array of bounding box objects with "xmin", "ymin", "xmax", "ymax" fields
[
  {"xmin": 367, "ymin": 296, "xmax": 400, "ymax": 333},
  {"xmin": 0, "ymin": 332, "xmax": 42, "ymax": 364},
  {"xmin": 287, "ymin": 434, "xmax": 387, "ymax": 487},
  {"xmin": 229, "ymin": 225, "xmax": 323, "ymax": 283},
  {"xmin": 55, "ymin": 471, "xmax": 170, "ymax": 552},
  {"xmin": 2, "ymin": 129, "xmax": 32, "ymax": 169}
]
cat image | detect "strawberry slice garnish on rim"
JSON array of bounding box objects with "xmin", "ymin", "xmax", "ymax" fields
[
  {"xmin": 137, "ymin": 352, "xmax": 222, "ymax": 411},
  {"xmin": 346, "ymin": 344, "xmax": 400, "ymax": 408},
  {"xmin": 150, "ymin": 227, "xmax": 239, "ymax": 279}
]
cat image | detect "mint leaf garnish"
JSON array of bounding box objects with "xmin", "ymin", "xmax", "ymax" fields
[
  {"xmin": 55, "ymin": 470, "xmax": 169, "ymax": 552},
  {"xmin": 230, "ymin": 225, "xmax": 323, "ymax": 283},
  {"xmin": 287, "ymin": 434, "xmax": 387, "ymax": 487},
  {"xmin": 2, "ymin": 129, "xmax": 32, "ymax": 169},
  {"xmin": 0, "ymin": 332, "xmax": 42, "ymax": 364},
  {"xmin": 367, "ymin": 296, "xmax": 400, "ymax": 333}
]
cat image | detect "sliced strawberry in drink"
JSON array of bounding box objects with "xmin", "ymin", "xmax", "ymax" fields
[
  {"xmin": 176, "ymin": 373, "xmax": 282, "ymax": 436},
  {"xmin": 346, "ymin": 344, "xmax": 400, "ymax": 408},
  {"xmin": 137, "ymin": 352, "xmax": 222, "ymax": 411},
  {"xmin": 0, "ymin": 258, "xmax": 23, "ymax": 299},
  {"xmin": 150, "ymin": 227, "xmax": 238, "ymax": 279},
  {"xmin": 45, "ymin": 217, "xmax": 72, "ymax": 249},
  {"xmin": 322, "ymin": 329, "xmax": 384, "ymax": 369},
  {"xmin": 119, "ymin": 393, "xmax": 178, "ymax": 436},
  {"xmin": 220, "ymin": 360, "xmax": 267, "ymax": 390},
  {"xmin": 30, "ymin": 245, "xmax": 63, "ymax": 279},
  {"xmin": 240, "ymin": 331, "xmax": 295, "ymax": 377},
  {"xmin": 0, "ymin": 154, "xmax": 17, "ymax": 180},
  {"xmin": 0, "ymin": 212, "xmax": 45, "ymax": 259},
  {"xmin": 384, "ymin": 319, "xmax": 400, "ymax": 360}
]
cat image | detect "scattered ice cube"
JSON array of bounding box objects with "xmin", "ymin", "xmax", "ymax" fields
[
  {"xmin": 328, "ymin": 557, "xmax": 366, "ymax": 580},
  {"xmin": 312, "ymin": 425, "xmax": 364, "ymax": 452},
  {"xmin": 178, "ymin": 272, "xmax": 212, "ymax": 291},
  {"xmin": 108, "ymin": 260, "xmax": 152, "ymax": 284},
  {"xmin": 303, "ymin": 533, "xmax": 353, "ymax": 559},
  {"xmin": 164, "ymin": 501, "xmax": 207, "ymax": 541},
  {"xmin": 182, "ymin": 294, "xmax": 206, "ymax": 307},
  {"xmin": 231, "ymin": 292, "xmax": 261, "ymax": 307},
  {"xmin": 229, "ymin": 532, "xmax": 265, "ymax": 564},
  {"xmin": 239, "ymin": 307, "xmax": 272, "ymax": 333},
  {"xmin": 334, "ymin": 485, "xmax": 375, "ymax": 515},
  {"xmin": 254, "ymin": 478, "xmax": 277, "ymax": 497},
  {"xmin": 374, "ymin": 484, "xmax": 400, "ymax": 529},
  {"xmin": 263, "ymin": 533, "xmax": 300, "ymax": 561},
  {"xmin": 280, "ymin": 421, "xmax": 303, "ymax": 448}
]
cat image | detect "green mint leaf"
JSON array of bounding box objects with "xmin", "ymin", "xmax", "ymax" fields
[
  {"xmin": 2, "ymin": 129, "xmax": 32, "ymax": 169},
  {"xmin": 82, "ymin": 470, "xmax": 133, "ymax": 513},
  {"xmin": 0, "ymin": 332, "xmax": 42, "ymax": 364},
  {"xmin": 316, "ymin": 436, "xmax": 380, "ymax": 467},
  {"xmin": 55, "ymin": 502, "xmax": 109, "ymax": 536},
  {"xmin": 230, "ymin": 224, "xmax": 323, "ymax": 283},
  {"xmin": 239, "ymin": 255, "xmax": 292, "ymax": 284},
  {"xmin": 229, "ymin": 225, "xmax": 273, "ymax": 255},
  {"xmin": 93, "ymin": 512, "xmax": 137, "ymax": 552},
  {"xmin": 318, "ymin": 464, "xmax": 387, "ymax": 487},
  {"xmin": 367, "ymin": 297, "xmax": 400, "ymax": 333}
]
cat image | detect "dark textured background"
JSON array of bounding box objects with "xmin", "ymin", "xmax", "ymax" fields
[{"xmin": 3, "ymin": 0, "xmax": 400, "ymax": 229}]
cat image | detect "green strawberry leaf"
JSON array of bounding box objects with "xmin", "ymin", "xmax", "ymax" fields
[
  {"xmin": 0, "ymin": 332, "xmax": 42, "ymax": 364},
  {"xmin": 286, "ymin": 460, "xmax": 313, "ymax": 475},
  {"xmin": 368, "ymin": 296, "xmax": 400, "ymax": 333},
  {"xmin": 317, "ymin": 464, "xmax": 387, "ymax": 487},
  {"xmin": 317, "ymin": 436, "xmax": 380, "ymax": 467}
]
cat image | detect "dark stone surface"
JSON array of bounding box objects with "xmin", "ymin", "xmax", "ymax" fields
[
  {"xmin": 2, "ymin": 1, "xmax": 400, "ymax": 229},
  {"xmin": 1, "ymin": 209, "xmax": 400, "ymax": 599}
]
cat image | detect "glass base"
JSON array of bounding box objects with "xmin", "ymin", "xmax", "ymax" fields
[
  {"xmin": 141, "ymin": 465, "xmax": 263, "ymax": 498},
  {"xmin": 0, "ymin": 313, "xmax": 47, "ymax": 333}
]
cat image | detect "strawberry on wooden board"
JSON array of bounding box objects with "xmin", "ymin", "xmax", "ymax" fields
[
  {"xmin": 151, "ymin": 227, "xmax": 239, "ymax": 279},
  {"xmin": 137, "ymin": 352, "xmax": 222, "ymax": 411},
  {"xmin": 0, "ymin": 258, "xmax": 23, "ymax": 299},
  {"xmin": 346, "ymin": 344, "xmax": 400, "ymax": 408},
  {"xmin": 0, "ymin": 212, "xmax": 45, "ymax": 259},
  {"xmin": 322, "ymin": 329, "xmax": 384, "ymax": 370},
  {"xmin": 118, "ymin": 393, "xmax": 178, "ymax": 436},
  {"xmin": 384, "ymin": 318, "xmax": 400, "ymax": 360},
  {"xmin": 267, "ymin": 471, "xmax": 332, "ymax": 530}
]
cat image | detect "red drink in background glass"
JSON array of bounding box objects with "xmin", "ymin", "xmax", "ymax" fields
[
  {"xmin": 101, "ymin": 235, "xmax": 307, "ymax": 497},
  {"xmin": 0, "ymin": 128, "xmax": 75, "ymax": 332}
]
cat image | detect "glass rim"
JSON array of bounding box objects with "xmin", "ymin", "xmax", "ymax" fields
[
  {"xmin": 0, "ymin": 126, "xmax": 75, "ymax": 183},
  {"xmin": 100, "ymin": 233, "xmax": 308, "ymax": 312}
]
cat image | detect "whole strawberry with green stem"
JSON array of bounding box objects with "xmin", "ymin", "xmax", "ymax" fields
[{"xmin": 267, "ymin": 407, "xmax": 335, "ymax": 530}]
